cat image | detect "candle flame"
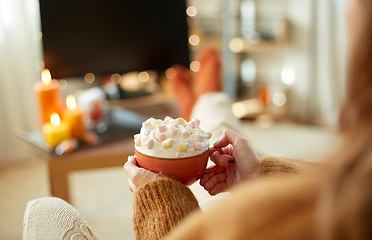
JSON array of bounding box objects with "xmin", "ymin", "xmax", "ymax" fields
[
  {"xmin": 50, "ymin": 113, "xmax": 60, "ymax": 126},
  {"xmin": 66, "ymin": 95, "xmax": 77, "ymax": 110},
  {"xmin": 41, "ymin": 69, "xmax": 52, "ymax": 85}
]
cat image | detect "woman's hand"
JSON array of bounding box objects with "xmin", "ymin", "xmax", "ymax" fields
[
  {"xmin": 200, "ymin": 129, "xmax": 261, "ymax": 195},
  {"xmin": 124, "ymin": 156, "xmax": 161, "ymax": 192}
]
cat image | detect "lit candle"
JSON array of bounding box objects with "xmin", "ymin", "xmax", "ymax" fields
[
  {"xmin": 42, "ymin": 113, "xmax": 71, "ymax": 148},
  {"xmin": 34, "ymin": 69, "xmax": 63, "ymax": 125},
  {"xmin": 63, "ymin": 95, "xmax": 86, "ymax": 141}
]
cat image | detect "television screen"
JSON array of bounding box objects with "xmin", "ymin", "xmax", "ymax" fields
[{"xmin": 39, "ymin": 0, "xmax": 190, "ymax": 79}]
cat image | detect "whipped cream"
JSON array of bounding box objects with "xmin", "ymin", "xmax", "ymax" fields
[{"xmin": 134, "ymin": 116, "xmax": 212, "ymax": 159}]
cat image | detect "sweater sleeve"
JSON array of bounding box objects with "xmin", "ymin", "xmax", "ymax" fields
[
  {"xmin": 132, "ymin": 177, "xmax": 200, "ymax": 240},
  {"xmin": 132, "ymin": 157, "xmax": 316, "ymax": 240},
  {"xmin": 261, "ymin": 156, "xmax": 317, "ymax": 177}
]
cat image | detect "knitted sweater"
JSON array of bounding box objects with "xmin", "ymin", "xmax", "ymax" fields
[{"xmin": 133, "ymin": 157, "xmax": 321, "ymax": 240}]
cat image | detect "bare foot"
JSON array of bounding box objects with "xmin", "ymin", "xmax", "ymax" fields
[
  {"xmin": 169, "ymin": 64, "xmax": 196, "ymax": 121},
  {"xmin": 194, "ymin": 48, "xmax": 222, "ymax": 97}
]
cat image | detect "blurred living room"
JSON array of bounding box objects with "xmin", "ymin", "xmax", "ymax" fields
[{"xmin": 0, "ymin": 0, "xmax": 348, "ymax": 239}]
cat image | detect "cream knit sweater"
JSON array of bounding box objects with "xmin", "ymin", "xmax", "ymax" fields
[{"xmin": 133, "ymin": 157, "xmax": 321, "ymax": 240}]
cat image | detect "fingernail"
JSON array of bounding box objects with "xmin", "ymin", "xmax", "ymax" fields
[{"xmin": 228, "ymin": 159, "xmax": 234, "ymax": 164}]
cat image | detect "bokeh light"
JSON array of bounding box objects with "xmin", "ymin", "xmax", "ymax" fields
[
  {"xmin": 272, "ymin": 92, "xmax": 287, "ymax": 107},
  {"xmin": 241, "ymin": 59, "xmax": 256, "ymax": 85},
  {"xmin": 186, "ymin": 6, "xmax": 197, "ymax": 17},
  {"xmin": 58, "ymin": 79, "xmax": 67, "ymax": 90},
  {"xmin": 281, "ymin": 67, "xmax": 295, "ymax": 85},
  {"xmin": 138, "ymin": 71, "xmax": 150, "ymax": 83},
  {"xmin": 229, "ymin": 38, "xmax": 244, "ymax": 53},
  {"xmin": 165, "ymin": 68, "xmax": 176, "ymax": 79},
  {"xmin": 33, "ymin": 31, "xmax": 42, "ymax": 41},
  {"xmin": 35, "ymin": 61, "xmax": 45, "ymax": 71},
  {"xmin": 84, "ymin": 73, "xmax": 95, "ymax": 84},
  {"xmin": 111, "ymin": 73, "xmax": 121, "ymax": 84},
  {"xmin": 189, "ymin": 35, "xmax": 200, "ymax": 46},
  {"xmin": 258, "ymin": 90, "xmax": 271, "ymax": 105},
  {"xmin": 190, "ymin": 61, "xmax": 201, "ymax": 72}
]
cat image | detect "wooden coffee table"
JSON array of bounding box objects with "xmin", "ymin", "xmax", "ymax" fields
[{"xmin": 15, "ymin": 100, "xmax": 179, "ymax": 204}]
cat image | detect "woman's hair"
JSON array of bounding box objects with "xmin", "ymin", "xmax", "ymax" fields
[{"xmin": 317, "ymin": 0, "xmax": 372, "ymax": 239}]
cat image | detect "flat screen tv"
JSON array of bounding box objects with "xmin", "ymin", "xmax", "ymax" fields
[{"xmin": 39, "ymin": 0, "xmax": 190, "ymax": 80}]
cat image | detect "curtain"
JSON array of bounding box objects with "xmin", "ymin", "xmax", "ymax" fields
[
  {"xmin": 0, "ymin": 0, "xmax": 42, "ymax": 167},
  {"xmin": 306, "ymin": 0, "xmax": 348, "ymax": 126}
]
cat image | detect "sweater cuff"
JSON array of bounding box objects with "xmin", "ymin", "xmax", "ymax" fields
[{"xmin": 133, "ymin": 178, "xmax": 200, "ymax": 240}]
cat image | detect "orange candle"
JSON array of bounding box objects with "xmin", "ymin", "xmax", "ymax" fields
[
  {"xmin": 34, "ymin": 69, "xmax": 63, "ymax": 125},
  {"xmin": 63, "ymin": 95, "xmax": 86, "ymax": 141},
  {"xmin": 42, "ymin": 113, "xmax": 71, "ymax": 148}
]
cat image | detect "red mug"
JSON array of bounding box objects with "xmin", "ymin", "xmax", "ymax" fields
[{"xmin": 135, "ymin": 147, "xmax": 228, "ymax": 185}]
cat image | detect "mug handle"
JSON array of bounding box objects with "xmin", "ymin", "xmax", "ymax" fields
[{"xmin": 204, "ymin": 147, "xmax": 234, "ymax": 174}]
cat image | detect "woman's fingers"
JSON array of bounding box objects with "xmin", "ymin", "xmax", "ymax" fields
[
  {"xmin": 203, "ymin": 172, "xmax": 227, "ymax": 191},
  {"xmin": 200, "ymin": 172, "xmax": 214, "ymax": 186},
  {"xmin": 128, "ymin": 178, "xmax": 136, "ymax": 192},
  {"xmin": 210, "ymin": 151, "xmax": 234, "ymax": 166},
  {"xmin": 124, "ymin": 156, "xmax": 137, "ymax": 177},
  {"xmin": 214, "ymin": 129, "xmax": 246, "ymax": 148},
  {"xmin": 209, "ymin": 182, "xmax": 228, "ymax": 196},
  {"xmin": 124, "ymin": 155, "xmax": 160, "ymax": 189}
]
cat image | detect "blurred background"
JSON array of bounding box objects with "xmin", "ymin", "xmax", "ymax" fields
[{"xmin": 0, "ymin": 0, "xmax": 347, "ymax": 239}]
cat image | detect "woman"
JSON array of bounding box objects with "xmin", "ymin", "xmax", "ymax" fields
[
  {"xmin": 23, "ymin": 0, "xmax": 372, "ymax": 239},
  {"xmin": 124, "ymin": 0, "xmax": 372, "ymax": 239}
]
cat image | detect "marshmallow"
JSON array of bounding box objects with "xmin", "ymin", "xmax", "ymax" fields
[
  {"xmin": 146, "ymin": 117, "xmax": 156, "ymax": 122},
  {"xmin": 194, "ymin": 132, "xmax": 203, "ymax": 142},
  {"xmin": 169, "ymin": 120, "xmax": 179, "ymax": 128},
  {"xmin": 186, "ymin": 121, "xmax": 196, "ymax": 128},
  {"xmin": 145, "ymin": 139, "xmax": 154, "ymax": 149},
  {"xmin": 156, "ymin": 124, "xmax": 166, "ymax": 133},
  {"xmin": 135, "ymin": 116, "xmax": 211, "ymax": 159},
  {"xmin": 177, "ymin": 117, "xmax": 186, "ymax": 126},
  {"xmin": 152, "ymin": 120, "xmax": 162, "ymax": 127},
  {"xmin": 177, "ymin": 142, "xmax": 189, "ymax": 152},
  {"xmin": 164, "ymin": 116, "xmax": 174, "ymax": 121},
  {"xmin": 143, "ymin": 129, "xmax": 151, "ymax": 136},
  {"xmin": 162, "ymin": 139, "xmax": 174, "ymax": 149},
  {"xmin": 193, "ymin": 142, "xmax": 202, "ymax": 150},
  {"xmin": 195, "ymin": 129, "xmax": 203, "ymax": 135},
  {"xmin": 206, "ymin": 132, "xmax": 212, "ymax": 139},
  {"xmin": 155, "ymin": 132, "xmax": 166, "ymax": 142},
  {"xmin": 134, "ymin": 136, "xmax": 141, "ymax": 147},
  {"xmin": 167, "ymin": 126, "xmax": 179, "ymax": 136},
  {"xmin": 184, "ymin": 127, "xmax": 194, "ymax": 135},
  {"xmin": 181, "ymin": 128, "xmax": 190, "ymax": 138},
  {"xmin": 191, "ymin": 118, "xmax": 200, "ymax": 126},
  {"xmin": 142, "ymin": 122, "xmax": 152, "ymax": 129}
]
